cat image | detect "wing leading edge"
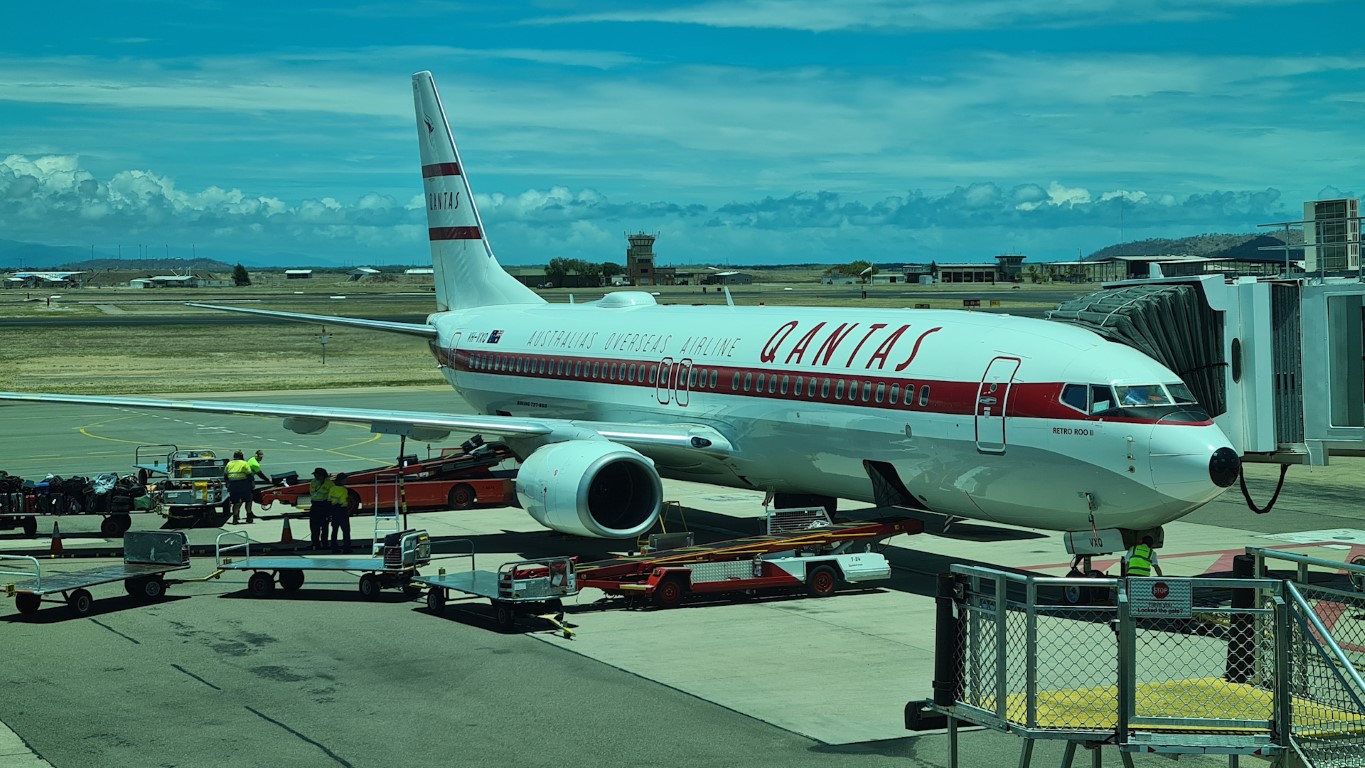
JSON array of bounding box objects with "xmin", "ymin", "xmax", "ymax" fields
[
  {"xmin": 0, "ymin": 392, "xmax": 734, "ymax": 456},
  {"xmin": 185, "ymin": 303, "xmax": 437, "ymax": 338}
]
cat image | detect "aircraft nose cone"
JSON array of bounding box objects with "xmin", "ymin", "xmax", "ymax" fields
[{"xmin": 1209, "ymin": 447, "xmax": 1240, "ymax": 488}]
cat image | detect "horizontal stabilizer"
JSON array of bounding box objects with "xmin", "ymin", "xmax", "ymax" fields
[{"xmin": 186, "ymin": 303, "xmax": 436, "ymax": 337}]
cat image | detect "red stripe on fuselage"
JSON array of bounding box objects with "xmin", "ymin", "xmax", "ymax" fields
[
  {"xmin": 433, "ymin": 347, "xmax": 1213, "ymax": 427},
  {"xmin": 429, "ymin": 226, "xmax": 482, "ymax": 241},
  {"xmin": 422, "ymin": 162, "xmax": 461, "ymax": 178}
]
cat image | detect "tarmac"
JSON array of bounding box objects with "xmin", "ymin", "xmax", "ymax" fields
[{"xmin": 2, "ymin": 386, "xmax": 1362, "ymax": 767}]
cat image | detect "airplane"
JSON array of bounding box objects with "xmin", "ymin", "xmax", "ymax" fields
[{"xmin": 0, "ymin": 71, "xmax": 1241, "ymax": 552}]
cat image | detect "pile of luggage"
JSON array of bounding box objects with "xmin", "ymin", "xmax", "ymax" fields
[{"xmin": 0, "ymin": 471, "xmax": 148, "ymax": 516}]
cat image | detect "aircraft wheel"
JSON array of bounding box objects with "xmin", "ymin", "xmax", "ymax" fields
[
  {"xmin": 448, "ymin": 484, "xmax": 476, "ymax": 510},
  {"xmin": 494, "ymin": 601, "xmax": 516, "ymax": 632},
  {"xmin": 279, "ymin": 569, "xmax": 305, "ymax": 592},
  {"xmin": 21, "ymin": 516, "xmax": 37, "ymax": 537},
  {"xmin": 1062, "ymin": 584, "xmax": 1085, "ymax": 606},
  {"xmin": 15, "ymin": 593, "xmax": 40, "ymax": 615},
  {"xmin": 427, "ymin": 588, "xmax": 447, "ymax": 615},
  {"xmin": 358, "ymin": 573, "xmax": 380, "ymax": 600},
  {"xmin": 67, "ymin": 588, "xmax": 94, "ymax": 617},
  {"xmin": 248, "ymin": 571, "xmax": 275, "ymax": 598},
  {"xmin": 652, "ymin": 576, "xmax": 688, "ymax": 608},
  {"xmin": 805, "ymin": 565, "xmax": 838, "ymax": 597},
  {"xmin": 1351, "ymin": 556, "xmax": 1365, "ymax": 592}
]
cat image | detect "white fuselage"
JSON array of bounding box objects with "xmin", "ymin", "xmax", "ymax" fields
[{"xmin": 425, "ymin": 297, "xmax": 1234, "ymax": 533}]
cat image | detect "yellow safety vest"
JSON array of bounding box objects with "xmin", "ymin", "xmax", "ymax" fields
[
  {"xmin": 1128, "ymin": 544, "xmax": 1154, "ymax": 577},
  {"xmin": 327, "ymin": 483, "xmax": 349, "ymax": 507},
  {"xmin": 246, "ymin": 457, "xmax": 264, "ymax": 475},
  {"xmin": 310, "ymin": 478, "xmax": 335, "ymax": 502},
  {"xmin": 225, "ymin": 460, "xmax": 251, "ymax": 481}
]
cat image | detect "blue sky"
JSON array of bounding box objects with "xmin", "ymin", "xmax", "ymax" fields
[{"xmin": 1, "ymin": 0, "xmax": 1362, "ymax": 268}]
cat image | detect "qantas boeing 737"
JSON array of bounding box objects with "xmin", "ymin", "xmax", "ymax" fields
[{"xmin": 0, "ymin": 71, "xmax": 1241, "ymax": 550}]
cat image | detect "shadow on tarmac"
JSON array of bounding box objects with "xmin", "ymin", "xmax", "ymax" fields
[{"xmin": 0, "ymin": 593, "xmax": 193, "ymax": 624}]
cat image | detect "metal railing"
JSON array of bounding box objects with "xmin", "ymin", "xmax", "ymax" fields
[
  {"xmin": 924, "ymin": 562, "xmax": 1365, "ymax": 767},
  {"xmin": 1252, "ymin": 548, "xmax": 1365, "ymax": 766}
]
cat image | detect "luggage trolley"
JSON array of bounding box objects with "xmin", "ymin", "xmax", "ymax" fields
[
  {"xmin": 0, "ymin": 531, "xmax": 191, "ymax": 618},
  {"xmin": 415, "ymin": 540, "xmax": 579, "ymax": 634},
  {"xmin": 213, "ymin": 528, "xmax": 431, "ymax": 599}
]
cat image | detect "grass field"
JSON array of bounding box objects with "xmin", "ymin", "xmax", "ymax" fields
[{"xmin": 0, "ymin": 322, "xmax": 441, "ymax": 394}]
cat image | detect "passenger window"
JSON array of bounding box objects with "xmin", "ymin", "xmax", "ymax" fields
[
  {"xmin": 769, "ymin": 376, "xmax": 779, "ymax": 394},
  {"xmin": 575, "ymin": 361, "xmax": 583, "ymax": 378},
  {"xmin": 628, "ymin": 365, "xmax": 637, "ymax": 383},
  {"xmin": 732, "ymin": 372, "xmax": 740, "ymax": 390},
  {"xmin": 648, "ymin": 366, "xmax": 657, "ymax": 385},
  {"xmin": 835, "ymin": 381, "xmax": 846, "ymax": 399},
  {"xmin": 689, "ymin": 369, "xmax": 699, "ymax": 387},
  {"xmin": 889, "ymin": 383, "xmax": 899, "ymax": 405},
  {"xmin": 780, "ymin": 376, "xmax": 789, "ymax": 395},
  {"xmin": 1060, "ymin": 384, "xmax": 1088, "ymax": 413},
  {"xmin": 592, "ymin": 362, "xmax": 600, "ymax": 379},
  {"xmin": 794, "ymin": 376, "xmax": 804, "ymax": 396},
  {"xmin": 918, "ymin": 385, "xmax": 930, "ymax": 406},
  {"xmin": 875, "ymin": 383, "xmax": 886, "ymax": 403},
  {"xmin": 861, "ymin": 382, "xmax": 872, "ymax": 402},
  {"xmin": 710, "ymin": 371, "xmax": 719, "ymax": 388},
  {"xmin": 755, "ymin": 374, "xmax": 766, "ymax": 392},
  {"xmin": 821, "ymin": 379, "xmax": 831, "ymax": 398},
  {"xmin": 743, "ymin": 373, "xmax": 752, "ymax": 391},
  {"xmin": 610, "ymin": 363, "xmax": 618, "ymax": 380}
]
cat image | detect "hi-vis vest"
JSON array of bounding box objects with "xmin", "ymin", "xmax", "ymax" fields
[
  {"xmin": 310, "ymin": 478, "xmax": 335, "ymax": 502},
  {"xmin": 225, "ymin": 460, "xmax": 251, "ymax": 481},
  {"xmin": 1128, "ymin": 544, "xmax": 1155, "ymax": 577}
]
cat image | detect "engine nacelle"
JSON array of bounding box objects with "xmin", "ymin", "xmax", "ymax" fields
[{"xmin": 515, "ymin": 440, "xmax": 662, "ymax": 539}]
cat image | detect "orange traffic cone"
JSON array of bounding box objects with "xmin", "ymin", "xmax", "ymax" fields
[
  {"xmin": 279, "ymin": 516, "xmax": 294, "ymax": 546},
  {"xmin": 49, "ymin": 520, "xmax": 63, "ymax": 557}
]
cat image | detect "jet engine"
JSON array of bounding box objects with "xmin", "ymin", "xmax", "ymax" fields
[{"xmin": 515, "ymin": 440, "xmax": 662, "ymax": 539}]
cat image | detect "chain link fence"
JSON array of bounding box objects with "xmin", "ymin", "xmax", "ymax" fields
[{"xmin": 938, "ymin": 560, "xmax": 1365, "ymax": 765}]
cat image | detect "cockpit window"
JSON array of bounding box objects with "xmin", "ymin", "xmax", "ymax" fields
[
  {"xmin": 1060, "ymin": 384, "xmax": 1088, "ymax": 413},
  {"xmin": 1090, "ymin": 385, "xmax": 1116, "ymax": 414},
  {"xmin": 1167, "ymin": 382, "xmax": 1198, "ymax": 404},
  {"xmin": 1115, "ymin": 384, "xmax": 1172, "ymax": 407}
]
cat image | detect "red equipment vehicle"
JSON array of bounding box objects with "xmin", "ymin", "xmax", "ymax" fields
[
  {"xmin": 575, "ymin": 511, "xmax": 921, "ymax": 608},
  {"xmin": 260, "ymin": 440, "xmax": 516, "ymax": 515}
]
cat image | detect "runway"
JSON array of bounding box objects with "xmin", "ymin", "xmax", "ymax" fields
[{"xmin": 1, "ymin": 387, "xmax": 1360, "ymax": 767}]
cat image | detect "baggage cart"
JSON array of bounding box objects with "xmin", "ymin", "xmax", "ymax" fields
[
  {"xmin": 415, "ymin": 540, "xmax": 578, "ymax": 633},
  {"xmin": 213, "ymin": 528, "xmax": 432, "ymax": 599},
  {"xmin": 0, "ymin": 531, "xmax": 191, "ymax": 618}
]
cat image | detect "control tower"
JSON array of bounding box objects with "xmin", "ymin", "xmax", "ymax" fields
[{"xmin": 626, "ymin": 232, "xmax": 657, "ymax": 286}]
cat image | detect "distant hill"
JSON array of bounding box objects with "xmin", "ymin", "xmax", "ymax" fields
[
  {"xmin": 1088, "ymin": 232, "xmax": 1304, "ymax": 262},
  {"xmin": 54, "ymin": 257, "xmax": 236, "ymax": 272}
]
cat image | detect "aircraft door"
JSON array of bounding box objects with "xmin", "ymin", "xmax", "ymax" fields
[
  {"xmin": 675, "ymin": 358, "xmax": 693, "ymax": 407},
  {"xmin": 975, "ymin": 356, "xmax": 1020, "ymax": 454},
  {"xmin": 656, "ymin": 357, "xmax": 675, "ymax": 404},
  {"xmin": 432, "ymin": 332, "xmax": 461, "ymax": 374}
]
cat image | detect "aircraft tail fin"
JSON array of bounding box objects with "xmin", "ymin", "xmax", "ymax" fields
[{"xmin": 412, "ymin": 71, "xmax": 544, "ymax": 312}]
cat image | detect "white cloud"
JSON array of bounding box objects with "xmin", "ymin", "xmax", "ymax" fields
[{"xmin": 534, "ymin": 0, "xmax": 1330, "ymax": 32}]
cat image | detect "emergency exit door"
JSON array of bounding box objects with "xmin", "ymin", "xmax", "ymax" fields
[{"xmin": 975, "ymin": 356, "xmax": 1019, "ymax": 453}]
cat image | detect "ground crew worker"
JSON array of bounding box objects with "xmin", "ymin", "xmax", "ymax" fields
[
  {"xmin": 308, "ymin": 467, "xmax": 335, "ymax": 551},
  {"xmin": 328, "ymin": 473, "xmax": 352, "ymax": 553},
  {"xmin": 224, "ymin": 450, "xmax": 254, "ymax": 524},
  {"xmin": 240, "ymin": 449, "xmax": 272, "ymax": 521},
  {"xmin": 1124, "ymin": 535, "xmax": 1162, "ymax": 577}
]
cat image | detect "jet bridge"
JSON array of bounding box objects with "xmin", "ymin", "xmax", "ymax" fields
[{"xmin": 1048, "ymin": 274, "xmax": 1365, "ymax": 466}]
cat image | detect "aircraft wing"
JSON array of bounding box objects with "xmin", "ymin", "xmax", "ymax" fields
[
  {"xmin": 185, "ymin": 303, "xmax": 437, "ymax": 338},
  {"xmin": 0, "ymin": 392, "xmax": 734, "ymax": 456}
]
